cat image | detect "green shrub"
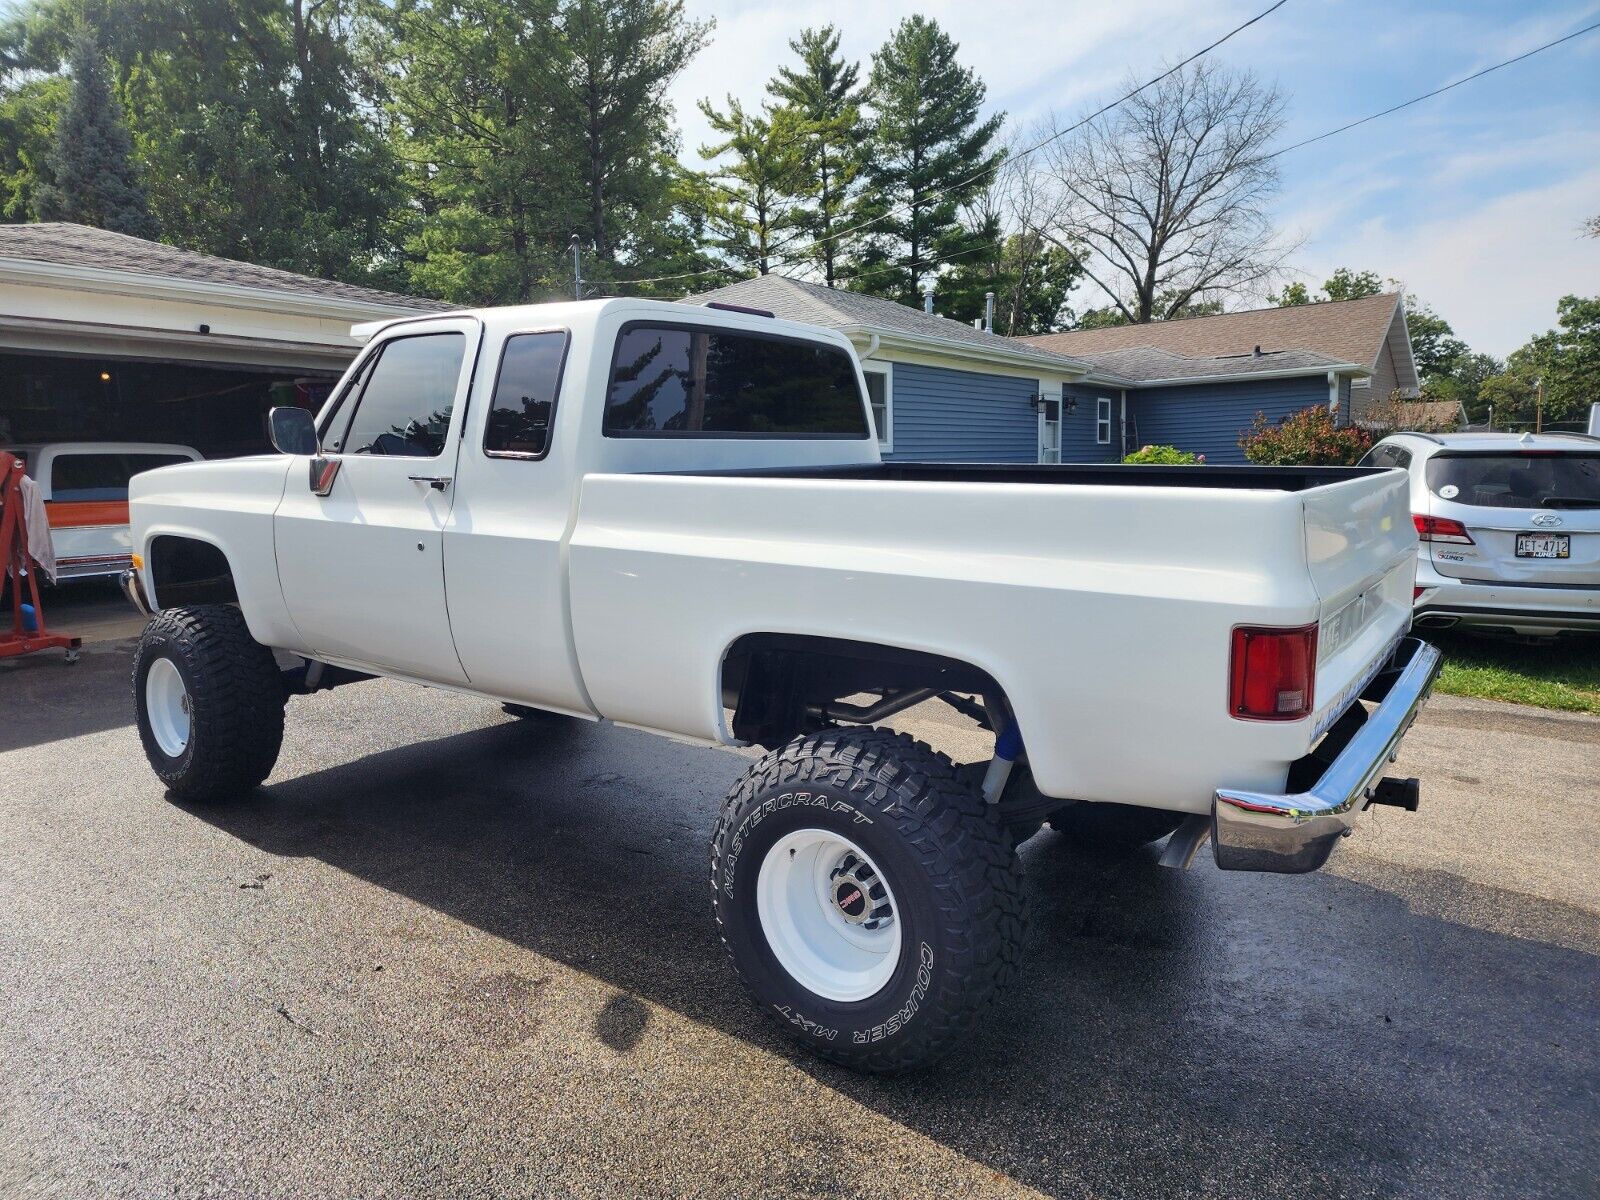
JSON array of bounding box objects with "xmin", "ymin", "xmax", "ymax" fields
[
  {"xmin": 1123, "ymin": 444, "xmax": 1205, "ymax": 465},
  {"xmin": 1239, "ymin": 405, "xmax": 1371, "ymax": 465}
]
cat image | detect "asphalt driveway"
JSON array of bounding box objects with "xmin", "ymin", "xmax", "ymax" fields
[{"xmin": 2, "ymin": 635, "xmax": 1597, "ymax": 1199}]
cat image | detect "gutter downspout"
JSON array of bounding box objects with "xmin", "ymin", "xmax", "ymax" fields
[
  {"xmin": 858, "ymin": 332, "xmax": 881, "ymax": 363},
  {"xmin": 1327, "ymin": 371, "xmax": 1340, "ymax": 421}
]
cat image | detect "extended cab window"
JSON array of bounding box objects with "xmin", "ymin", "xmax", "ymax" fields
[
  {"xmin": 484, "ymin": 331, "xmax": 569, "ymax": 458},
  {"xmin": 603, "ymin": 322, "xmax": 868, "ymax": 438},
  {"xmin": 333, "ymin": 332, "xmax": 465, "ymax": 457}
]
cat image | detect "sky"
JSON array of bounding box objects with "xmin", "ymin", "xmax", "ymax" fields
[{"xmin": 666, "ymin": 0, "xmax": 1600, "ymax": 358}]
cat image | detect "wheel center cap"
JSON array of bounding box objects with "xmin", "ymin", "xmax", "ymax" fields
[{"xmin": 834, "ymin": 882, "xmax": 868, "ymax": 919}]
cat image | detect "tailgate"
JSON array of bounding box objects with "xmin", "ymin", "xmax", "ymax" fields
[
  {"xmin": 1301, "ymin": 470, "xmax": 1418, "ymax": 735},
  {"xmin": 1422, "ymin": 451, "xmax": 1600, "ymax": 585}
]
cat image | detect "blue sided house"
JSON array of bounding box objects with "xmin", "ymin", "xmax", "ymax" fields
[{"xmin": 689, "ymin": 278, "xmax": 1423, "ymax": 465}]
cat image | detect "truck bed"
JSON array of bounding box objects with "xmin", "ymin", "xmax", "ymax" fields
[
  {"xmin": 674, "ymin": 461, "xmax": 1388, "ymax": 492},
  {"xmin": 566, "ymin": 460, "xmax": 1417, "ymax": 812}
]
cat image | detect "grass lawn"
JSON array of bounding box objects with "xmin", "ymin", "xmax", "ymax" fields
[{"xmin": 1428, "ymin": 629, "xmax": 1600, "ymax": 714}]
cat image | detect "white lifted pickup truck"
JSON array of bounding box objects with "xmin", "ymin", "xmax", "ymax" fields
[{"xmin": 123, "ymin": 299, "xmax": 1441, "ymax": 1071}]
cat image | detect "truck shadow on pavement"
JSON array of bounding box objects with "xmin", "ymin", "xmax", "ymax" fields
[{"xmin": 179, "ymin": 708, "xmax": 1600, "ymax": 1199}]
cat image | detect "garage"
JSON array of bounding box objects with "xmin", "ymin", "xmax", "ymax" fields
[{"xmin": 0, "ymin": 222, "xmax": 444, "ymax": 459}]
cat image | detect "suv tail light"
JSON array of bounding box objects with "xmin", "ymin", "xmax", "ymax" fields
[
  {"xmin": 1229, "ymin": 624, "xmax": 1317, "ymax": 721},
  {"xmin": 1413, "ymin": 514, "xmax": 1474, "ymax": 544}
]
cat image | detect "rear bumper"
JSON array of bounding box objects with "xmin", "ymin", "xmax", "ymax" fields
[
  {"xmin": 1212, "ymin": 637, "xmax": 1442, "ymax": 873},
  {"xmin": 54, "ymin": 553, "xmax": 133, "ymax": 581},
  {"xmin": 1413, "ymin": 564, "xmax": 1600, "ymax": 634}
]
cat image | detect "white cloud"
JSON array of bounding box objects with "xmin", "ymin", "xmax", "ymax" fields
[
  {"xmin": 669, "ymin": 0, "xmax": 1267, "ymax": 161},
  {"xmin": 1305, "ymin": 167, "xmax": 1600, "ymax": 357}
]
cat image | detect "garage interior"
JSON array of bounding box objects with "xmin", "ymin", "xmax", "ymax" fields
[{"xmin": 0, "ymin": 351, "xmax": 338, "ymax": 459}]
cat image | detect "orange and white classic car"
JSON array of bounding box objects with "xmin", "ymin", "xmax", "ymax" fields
[{"xmin": 3, "ymin": 442, "xmax": 202, "ymax": 580}]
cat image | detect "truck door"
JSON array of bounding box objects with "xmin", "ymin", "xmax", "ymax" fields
[
  {"xmin": 274, "ymin": 318, "xmax": 479, "ymax": 683},
  {"xmin": 442, "ymin": 325, "xmax": 595, "ymax": 715}
]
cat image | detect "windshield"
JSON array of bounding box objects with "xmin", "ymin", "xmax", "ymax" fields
[
  {"xmin": 1425, "ymin": 452, "xmax": 1600, "ymax": 509},
  {"xmin": 49, "ymin": 452, "xmax": 193, "ymax": 501}
]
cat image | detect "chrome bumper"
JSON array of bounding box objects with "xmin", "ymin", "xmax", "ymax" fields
[
  {"xmin": 1212, "ymin": 637, "xmax": 1443, "ymax": 874},
  {"xmin": 119, "ymin": 568, "xmax": 152, "ymax": 619}
]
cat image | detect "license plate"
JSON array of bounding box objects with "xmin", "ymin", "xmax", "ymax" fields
[{"xmin": 1516, "ymin": 533, "xmax": 1570, "ymax": 559}]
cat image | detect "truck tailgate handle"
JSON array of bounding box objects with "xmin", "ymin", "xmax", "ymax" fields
[{"xmin": 408, "ymin": 475, "xmax": 453, "ymax": 491}]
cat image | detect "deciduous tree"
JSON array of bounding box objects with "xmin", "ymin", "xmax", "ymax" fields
[{"xmin": 1041, "ymin": 60, "xmax": 1288, "ymax": 323}]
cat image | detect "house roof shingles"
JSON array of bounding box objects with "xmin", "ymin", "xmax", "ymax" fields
[
  {"xmin": 689, "ymin": 275, "xmax": 1086, "ymax": 371},
  {"xmin": 1016, "ymin": 292, "xmax": 1404, "ymax": 374},
  {"xmin": 1068, "ymin": 345, "xmax": 1351, "ymax": 383},
  {"xmin": 0, "ymin": 222, "xmax": 448, "ymax": 313}
]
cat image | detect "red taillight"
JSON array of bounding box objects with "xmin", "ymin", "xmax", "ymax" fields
[
  {"xmin": 1413, "ymin": 514, "xmax": 1474, "ymax": 544},
  {"xmin": 1413, "ymin": 586, "xmax": 1426, "ymax": 600},
  {"xmin": 1229, "ymin": 624, "xmax": 1317, "ymax": 721}
]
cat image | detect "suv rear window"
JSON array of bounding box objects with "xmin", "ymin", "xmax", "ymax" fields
[
  {"xmin": 50, "ymin": 453, "xmax": 192, "ymax": 501},
  {"xmin": 603, "ymin": 322, "xmax": 868, "ymax": 438},
  {"xmin": 1426, "ymin": 452, "xmax": 1600, "ymax": 509}
]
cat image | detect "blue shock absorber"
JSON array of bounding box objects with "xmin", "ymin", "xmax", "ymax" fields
[{"xmin": 982, "ymin": 721, "xmax": 1024, "ymax": 803}]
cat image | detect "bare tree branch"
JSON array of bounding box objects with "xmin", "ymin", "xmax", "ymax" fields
[{"xmin": 1039, "ymin": 59, "xmax": 1293, "ymax": 322}]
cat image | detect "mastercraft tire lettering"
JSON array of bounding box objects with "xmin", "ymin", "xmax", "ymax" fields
[{"xmin": 710, "ymin": 728, "xmax": 1026, "ymax": 1072}]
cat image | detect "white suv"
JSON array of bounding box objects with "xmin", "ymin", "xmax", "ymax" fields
[{"xmin": 1361, "ymin": 431, "xmax": 1600, "ymax": 637}]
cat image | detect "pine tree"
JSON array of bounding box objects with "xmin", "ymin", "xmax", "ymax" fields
[
  {"xmin": 33, "ymin": 28, "xmax": 156, "ymax": 238},
  {"xmin": 852, "ymin": 16, "xmax": 1002, "ymax": 308},
  {"xmin": 697, "ymin": 96, "xmax": 804, "ymax": 275},
  {"xmin": 547, "ymin": 0, "xmax": 712, "ymax": 274},
  {"xmin": 765, "ymin": 25, "xmax": 862, "ymax": 287}
]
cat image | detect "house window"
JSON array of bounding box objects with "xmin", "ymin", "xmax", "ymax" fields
[
  {"xmin": 1096, "ymin": 397, "xmax": 1112, "ymax": 445},
  {"xmin": 862, "ymin": 364, "xmax": 892, "ymax": 451}
]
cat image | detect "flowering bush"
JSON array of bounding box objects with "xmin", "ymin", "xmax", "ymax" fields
[
  {"xmin": 1123, "ymin": 444, "xmax": 1205, "ymax": 465},
  {"xmin": 1239, "ymin": 406, "xmax": 1371, "ymax": 465}
]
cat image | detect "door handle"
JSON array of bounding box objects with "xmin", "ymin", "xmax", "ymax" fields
[{"xmin": 408, "ymin": 475, "xmax": 453, "ymax": 491}]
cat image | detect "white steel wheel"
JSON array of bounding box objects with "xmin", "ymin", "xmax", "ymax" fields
[
  {"xmin": 145, "ymin": 657, "xmax": 192, "ymax": 758},
  {"xmin": 755, "ymin": 828, "xmax": 902, "ymax": 1003}
]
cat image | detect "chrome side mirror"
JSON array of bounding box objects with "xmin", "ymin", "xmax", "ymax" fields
[{"xmin": 267, "ymin": 406, "xmax": 318, "ymax": 456}]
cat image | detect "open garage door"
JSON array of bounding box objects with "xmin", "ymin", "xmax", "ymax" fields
[{"xmin": 0, "ymin": 351, "xmax": 340, "ymax": 460}]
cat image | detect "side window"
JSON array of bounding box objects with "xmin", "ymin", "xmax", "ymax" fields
[
  {"xmin": 603, "ymin": 322, "xmax": 869, "ymax": 438},
  {"xmin": 334, "ymin": 332, "xmax": 466, "ymax": 458},
  {"xmin": 484, "ymin": 331, "xmax": 570, "ymax": 458},
  {"xmin": 863, "ymin": 368, "xmax": 891, "ymax": 449},
  {"xmin": 1361, "ymin": 444, "xmax": 1409, "ymax": 469},
  {"xmin": 318, "ymin": 349, "xmax": 380, "ymax": 448},
  {"xmin": 1095, "ymin": 397, "xmax": 1112, "ymax": 445}
]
